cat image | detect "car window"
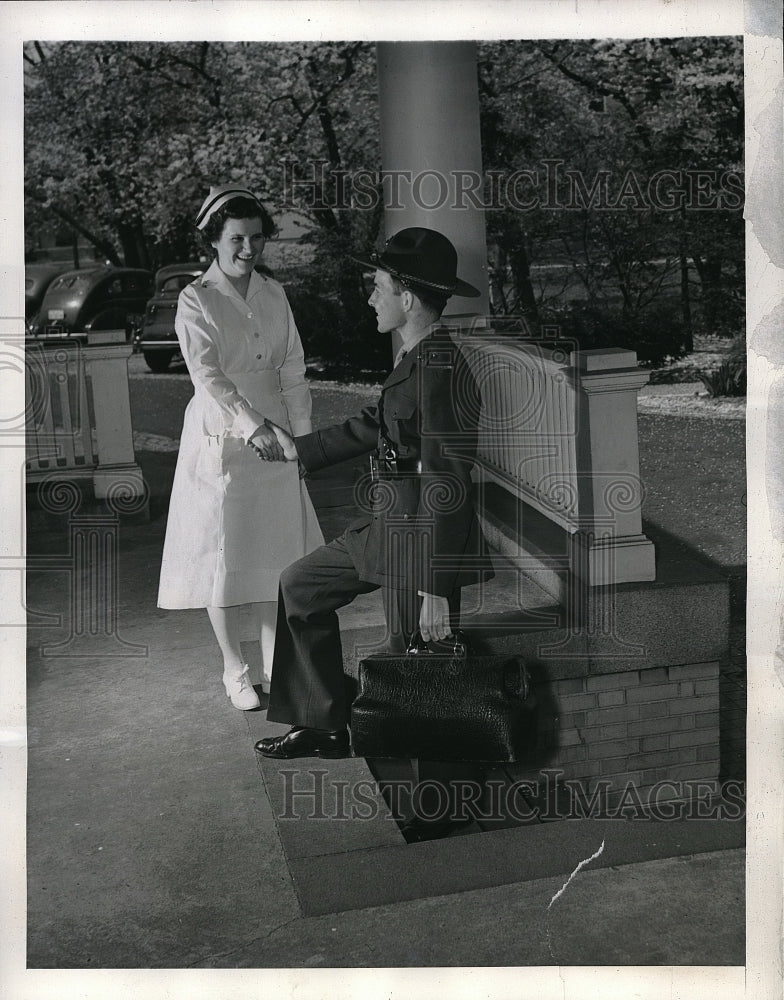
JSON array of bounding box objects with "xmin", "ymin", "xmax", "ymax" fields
[
  {"xmin": 161, "ymin": 274, "xmax": 197, "ymax": 294},
  {"xmin": 50, "ymin": 274, "xmax": 88, "ymax": 292},
  {"xmin": 123, "ymin": 274, "xmax": 151, "ymax": 295}
]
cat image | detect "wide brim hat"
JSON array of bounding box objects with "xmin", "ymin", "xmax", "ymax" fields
[
  {"xmin": 353, "ymin": 227, "xmax": 481, "ymax": 298},
  {"xmin": 195, "ymin": 184, "xmax": 265, "ymax": 230}
]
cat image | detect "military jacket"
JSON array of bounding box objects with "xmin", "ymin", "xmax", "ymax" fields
[{"xmin": 296, "ymin": 329, "xmax": 493, "ymax": 596}]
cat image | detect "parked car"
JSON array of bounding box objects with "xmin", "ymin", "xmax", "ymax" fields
[
  {"xmin": 27, "ymin": 266, "xmax": 154, "ymax": 341},
  {"xmin": 137, "ymin": 262, "xmax": 208, "ymax": 372},
  {"xmin": 25, "ymin": 263, "xmax": 76, "ymax": 325}
]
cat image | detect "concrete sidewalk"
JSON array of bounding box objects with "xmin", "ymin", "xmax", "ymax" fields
[{"xmin": 21, "ymin": 440, "xmax": 746, "ymax": 974}]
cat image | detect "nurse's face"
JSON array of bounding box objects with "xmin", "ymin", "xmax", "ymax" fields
[{"xmin": 212, "ymin": 216, "xmax": 266, "ymax": 281}]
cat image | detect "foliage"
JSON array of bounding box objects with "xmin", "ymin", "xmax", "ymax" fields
[
  {"xmin": 25, "ymin": 37, "xmax": 744, "ymax": 370},
  {"xmin": 540, "ymin": 299, "xmax": 688, "ymax": 368},
  {"xmin": 24, "ymin": 40, "xmax": 381, "ymax": 342},
  {"xmin": 699, "ymin": 336, "xmax": 747, "ymax": 396},
  {"xmin": 478, "ymin": 37, "xmax": 744, "ymax": 346}
]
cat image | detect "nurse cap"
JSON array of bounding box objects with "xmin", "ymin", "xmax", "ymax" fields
[{"xmin": 195, "ymin": 184, "xmax": 264, "ymax": 230}]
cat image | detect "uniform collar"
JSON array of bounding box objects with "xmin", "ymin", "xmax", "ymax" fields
[
  {"xmin": 382, "ymin": 328, "xmax": 434, "ymax": 391},
  {"xmin": 200, "ymin": 258, "xmax": 267, "ymax": 306}
]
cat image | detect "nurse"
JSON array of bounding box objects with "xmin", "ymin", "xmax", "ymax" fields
[{"xmin": 158, "ymin": 184, "xmax": 323, "ymax": 710}]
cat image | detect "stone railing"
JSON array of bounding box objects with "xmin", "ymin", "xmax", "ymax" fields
[
  {"xmin": 25, "ymin": 331, "xmax": 146, "ymax": 505},
  {"xmin": 457, "ymin": 331, "xmax": 656, "ymax": 588}
]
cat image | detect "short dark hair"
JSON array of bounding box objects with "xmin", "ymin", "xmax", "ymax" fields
[
  {"xmin": 389, "ymin": 275, "xmax": 449, "ymax": 319},
  {"xmin": 200, "ymin": 196, "xmax": 277, "ymax": 250}
]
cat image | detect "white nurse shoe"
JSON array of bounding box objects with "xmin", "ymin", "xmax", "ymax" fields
[{"xmin": 222, "ymin": 665, "xmax": 261, "ymax": 711}]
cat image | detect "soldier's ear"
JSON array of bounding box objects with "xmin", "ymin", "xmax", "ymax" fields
[{"xmin": 400, "ymin": 288, "xmax": 414, "ymax": 312}]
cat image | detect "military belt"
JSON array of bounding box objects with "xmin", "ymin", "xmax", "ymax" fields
[{"xmin": 369, "ymin": 454, "xmax": 423, "ymax": 478}]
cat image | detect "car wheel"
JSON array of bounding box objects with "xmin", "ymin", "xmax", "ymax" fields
[{"xmin": 143, "ymin": 350, "xmax": 175, "ymax": 373}]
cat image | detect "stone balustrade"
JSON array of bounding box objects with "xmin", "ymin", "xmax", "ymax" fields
[
  {"xmin": 25, "ymin": 331, "xmax": 146, "ymax": 508},
  {"xmin": 456, "ymin": 330, "xmax": 656, "ymax": 591}
]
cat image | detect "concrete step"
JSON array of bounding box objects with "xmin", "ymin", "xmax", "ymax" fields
[{"xmin": 338, "ymin": 554, "xmax": 564, "ymax": 678}]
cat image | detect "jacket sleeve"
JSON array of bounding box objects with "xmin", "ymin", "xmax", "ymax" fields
[
  {"xmin": 174, "ymin": 286, "xmax": 270, "ymax": 442},
  {"xmin": 295, "ymin": 404, "xmax": 381, "ymax": 474},
  {"xmin": 278, "ymin": 290, "xmax": 313, "ymax": 437},
  {"xmin": 415, "ymin": 346, "xmax": 480, "ymax": 596}
]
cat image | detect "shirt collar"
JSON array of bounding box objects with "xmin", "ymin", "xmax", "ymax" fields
[{"xmin": 201, "ymin": 258, "xmax": 266, "ymax": 304}]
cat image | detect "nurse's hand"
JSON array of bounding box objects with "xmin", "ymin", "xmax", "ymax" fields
[
  {"xmin": 267, "ymin": 422, "xmax": 299, "ymax": 461},
  {"xmin": 249, "ymin": 425, "xmax": 285, "ymax": 461}
]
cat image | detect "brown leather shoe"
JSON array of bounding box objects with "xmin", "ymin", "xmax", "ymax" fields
[{"xmin": 255, "ymin": 726, "xmax": 350, "ymax": 759}]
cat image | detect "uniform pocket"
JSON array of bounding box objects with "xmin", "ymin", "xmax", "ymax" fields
[
  {"xmin": 194, "ymin": 436, "xmax": 230, "ymax": 482},
  {"xmin": 387, "ymin": 392, "xmax": 417, "ymax": 420}
]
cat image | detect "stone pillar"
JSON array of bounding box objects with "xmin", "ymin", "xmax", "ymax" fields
[
  {"xmin": 570, "ymin": 347, "xmax": 656, "ymax": 586},
  {"xmin": 376, "ymin": 41, "xmax": 489, "ymax": 356}
]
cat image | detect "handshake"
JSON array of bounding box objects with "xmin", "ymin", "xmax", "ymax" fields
[{"xmin": 249, "ymin": 420, "xmax": 298, "ymax": 462}]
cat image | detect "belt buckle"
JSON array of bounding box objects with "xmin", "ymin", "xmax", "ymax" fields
[
  {"xmin": 370, "ymin": 454, "xmax": 397, "ymax": 479},
  {"xmin": 381, "ymin": 439, "xmax": 398, "ymax": 472}
]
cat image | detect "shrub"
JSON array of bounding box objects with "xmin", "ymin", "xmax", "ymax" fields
[
  {"xmin": 700, "ymin": 336, "xmax": 746, "ymax": 397},
  {"xmin": 537, "ymin": 301, "xmax": 688, "ymax": 367},
  {"xmin": 286, "ymin": 284, "xmax": 388, "ymax": 375}
]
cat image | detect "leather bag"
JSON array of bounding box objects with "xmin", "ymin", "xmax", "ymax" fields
[{"xmin": 350, "ymin": 633, "xmax": 537, "ymax": 763}]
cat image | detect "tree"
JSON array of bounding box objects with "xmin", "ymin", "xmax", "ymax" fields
[
  {"xmin": 477, "ymin": 36, "xmax": 744, "ymax": 354},
  {"xmin": 25, "ymin": 38, "xmax": 744, "ymax": 368},
  {"xmin": 25, "ymin": 40, "xmax": 386, "ymax": 365}
]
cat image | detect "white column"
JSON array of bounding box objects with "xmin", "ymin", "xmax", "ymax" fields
[{"xmin": 376, "ymin": 41, "xmax": 490, "ymax": 356}]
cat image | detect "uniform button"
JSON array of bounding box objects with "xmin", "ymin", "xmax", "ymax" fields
[
  {"xmin": 254, "ymin": 332, "xmax": 260, "ymax": 338},
  {"xmin": 403, "ymin": 514, "xmax": 410, "ymax": 520},
  {"xmin": 247, "ymin": 311, "xmax": 252, "ymax": 318},
  {"xmin": 256, "ymin": 354, "xmax": 262, "ymax": 360}
]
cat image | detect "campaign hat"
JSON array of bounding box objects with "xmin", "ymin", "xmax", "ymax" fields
[{"xmin": 353, "ymin": 227, "xmax": 481, "ymax": 298}]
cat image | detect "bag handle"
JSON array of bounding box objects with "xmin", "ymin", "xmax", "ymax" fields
[{"xmin": 406, "ymin": 630, "xmax": 469, "ymax": 658}]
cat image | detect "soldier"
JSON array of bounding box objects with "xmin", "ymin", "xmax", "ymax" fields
[{"xmin": 255, "ymin": 227, "xmax": 492, "ymax": 776}]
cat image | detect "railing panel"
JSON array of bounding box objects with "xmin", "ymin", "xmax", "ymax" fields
[
  {"xmin": 467, "ymin": 336, "xmax": 579, "ymax": 532},
  {"xmin": 456, "ymin": 330, "xmax": 655, "ymax": 585},
  {"xmin": 26, "ymin": 344, "xmax": 96, "ymax": 472},
  {"xmin": 25, "ymin": 333, "xmax": 146, "ymax": 508}
]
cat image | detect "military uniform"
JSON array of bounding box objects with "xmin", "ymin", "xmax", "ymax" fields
[{"xmin": 266, "ymin": 327, "xmax": 493, "ymax": 732}]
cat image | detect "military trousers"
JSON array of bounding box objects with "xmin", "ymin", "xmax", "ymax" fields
[{"xmin": 267, "ymin": 527, "xmax": 459, "ymax": 732}]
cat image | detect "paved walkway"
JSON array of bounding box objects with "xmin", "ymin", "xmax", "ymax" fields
[{"xmin": 13, "ymin": 378, "xmax": 748, "ymax": 994}]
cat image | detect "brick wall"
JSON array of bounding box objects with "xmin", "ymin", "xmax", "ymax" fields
[{"xmin": 517, "ymin": 660, "xmax": 720, "ymax": 802}]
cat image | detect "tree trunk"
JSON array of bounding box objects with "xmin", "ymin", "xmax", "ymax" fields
[
  {"xmin": 27, "ymin": 191, "xmax": 122, "ymax": 266},
  {"xmin": 118, "ymin": 221, "xmax": 151, "ymax": 269},
  {"xmin": 693, "ymin": 253, "xmax": 724, "ymax": 335},
  {"xmin": 679, "ymin": 206, "xmax": 693, "ymax": 352},
  {"xmin": 489, "ymin": 243, "xmax": 508, "ymax": 314},
  {"xmin": 680, "ymin": 254, "xmax": 693, "ymax": 353},
  {"xmin": 508, "ymin": 242, "xmax": 538, "ymax": 321}
]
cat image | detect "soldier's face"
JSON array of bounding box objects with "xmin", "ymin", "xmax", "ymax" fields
[{"xmin": 368, "ymin": 269, "xmax": 406, "ymax": 334}]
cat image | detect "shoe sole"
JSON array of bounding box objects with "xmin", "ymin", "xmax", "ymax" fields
[{"xmin": 255, "ymin": 746, "xmax": 350, "ymax": 760}]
